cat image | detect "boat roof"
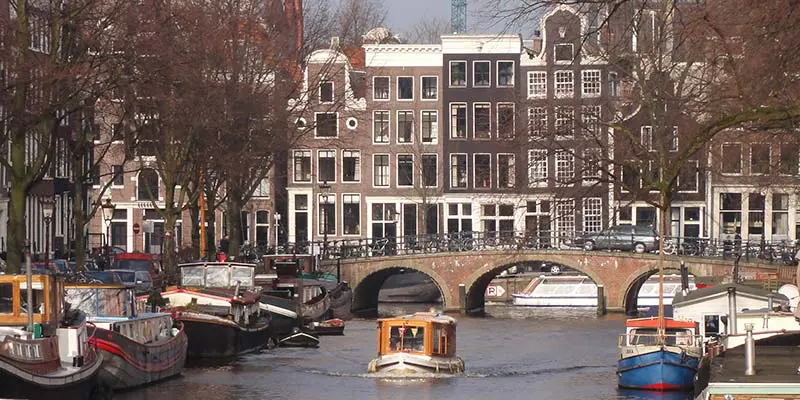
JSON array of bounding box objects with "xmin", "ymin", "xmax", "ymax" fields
[
  {"xmin": 377, "ymin": 311, "xmax": 457, "ymax": 326},
  {"xmin": 625, "ymin": 317, "xmax": 697, "ymax": 329},
  {"xmin": 178, "ymin": 261, "xmax": 257, "ymax": 268},
  {"xmin": 672, "ymin": 283, "xmax": 787, "ymax": 307},
  {"xmin": 705, "ymin": 344, "xmax": 800, "ymax": 387}
]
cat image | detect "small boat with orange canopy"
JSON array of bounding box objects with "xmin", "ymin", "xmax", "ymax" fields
[{"xmin": 367, "ymin": 311, "xmax": 464, "ymax": 375}]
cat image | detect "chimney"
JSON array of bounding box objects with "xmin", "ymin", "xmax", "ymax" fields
[
  {"xmin": 744, "ymin": 323, "xmax": 756, "ymax": 375},
  {"xmin": 331, "ymin": 36, "xmax": 340, "ymax": 49},
  {"xmin": 727, "ymin": 286, "xmax": 738, "ymax": 335}
]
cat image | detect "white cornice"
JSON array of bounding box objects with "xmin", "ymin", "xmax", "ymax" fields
[
  {"xmin": 441, "ymin": 34, "xmax": 522, "ymax": 54},
  {"xmin": 365, "ymin": 45, "xmax": 442, "ymax": 67}
]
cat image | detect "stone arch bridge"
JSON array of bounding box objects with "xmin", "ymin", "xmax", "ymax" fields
[{"xmin": 328, "ymin": 251, "xmax": 797, "ymax": 317}]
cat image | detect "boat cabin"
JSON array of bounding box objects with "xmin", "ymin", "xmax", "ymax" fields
[
  {"xmin": 0, "ymin": 274, "xmax": 63, "ymax": 327},
  {"xmin": 179, "ymin": 262, "xmax": 256, "ymax": 289},
  {"xmin": 65, "ymin": 283, "xmax": 138, "ymax": 318},
  {"xmin": 620, "ymin": 317, "xmax": 701, "ymax": 348},
  {"xmin": 376, "ymin": 312, "xmax": 457, "ymax": 357}
]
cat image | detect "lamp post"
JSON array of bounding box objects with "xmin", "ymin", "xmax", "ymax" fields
[
  {"xmin": 40, "ymin": 196, "xmax": 55, "ymax": 268},
  {"xmin": 319, "ymin": 180, "xmax": 331, "ymax": 259},
  {"xmin": 100, "ymin": 198, "xmax": 115, "ymax": 270},
  {"xmin": 760, "ymin": 190, "xmax": 767, "ymax": 258},
  {"xmin": 274, "ymin": 212, "xmax": 281, "ymax": 255}
]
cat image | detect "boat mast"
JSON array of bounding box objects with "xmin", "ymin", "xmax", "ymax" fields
[
  {"xmin": 657, "ymin": 202, "xmax": 667, "ymax": 343},
  {"xmin": 199, "ymin": 168, "xmax": 207, "ymax": 260}
]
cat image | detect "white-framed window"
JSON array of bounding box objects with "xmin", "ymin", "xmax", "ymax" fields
[
  {"xmin": 555, "ymin": 151, "xmax": 575, "ymax": 184},
  {"xmin": 421, "ymin": 76, "xmax": 438, "ymax": 100},
  {"xmin": 373, "ymin": 110, "xmax": 389, "ymax": 143},
  {"xmin": 318, "ymin": 150, "xmax": 336, "ymax": 182},
  {"xmin": 293, "ymin": 150, "xmax": 312, "ymax": 182},
  {"xmin": 253, "ymin": 177, "xmax": 270, "ymax": 197},
  {"xmin": 497, "ymin": 61, "xmax": 515, "ymax": 86},
  {"xmin": 750, "ymin": 143, "xmax": 771, "ymax": 175},
  {"xmin": 581, "ymin": 70, "xmax": 601, "ymax": 97},
  {"xmin": 473, "ymin": 103, "xmax": 491, "ymax": 139},
  {"xmin": 779, "ymin": 143, "xmax": 799, "ymax": 175},
  {"xmin": 721, "ymin": 143, "xmax": 742, "ymax": 174},
  {"xmin": 581, "ymin": 105, "xmax": 601, "ymax": 137},
  {"xmin": 528, "ymin": 149, "xmax": 548, "ymax": 187},
  {"xmin": 397, "ymin": 76, "xmax": 414, "ymax": 100},
  {"xmin": 582, "ymin": 198, "xmax": 603, "ymax": 233},
  {"xmin": 446, "ymin": 203, "xmax": 472, "ymax": 233},
  {"xmin": 450, "ymin": 103, "xmax": 467, "ymax": 139},
  {"xmin": 555, "ymin": 199, "xmax": 575, "ymax": 240},
  {"xmin": 640, "ymin": 126, "xmax": 653, "ymax": 150},
  {"xmin": 342, "ymin": 194, "xmax": 361, "ymax": 235},
  {"xmin": 670, "ymin": 126, "xmax": 679, "ymax": 151},
  {"xmin": 527, "ymin": 71, "xmax": 547, "ymax": 98},
  {"xmin": 473, "ymin": 61, "xmax": 490, "ymax": 87},
  {"xmin": 319, "ymin": 81, "xmax": 334, "ymax": 103},
  {"xmin": 528, "ymin": 107, "xmax": 547, "ymax": 139},
  {"xmin": 554, "ymin": 43, "xmax": 574, "ymax": 62},
  {"xmin": 582, "ymin": 148, "xmax": 602, "ymax": 183},
  {"xmin": 373, "ymin": 154, "xmax": 390, "ymax": 187},
  {"xmin": 609, "ymin": 71, "xmax": 620, "ymax": 97},
  {"xmin": 342, "ymin": 150, "xmax": 361, "ymax": 182},
  {"xmin": 621, "ymin": 161, "xmax": 640, "ymax": 192},
  {"xmin": 450, "ymin": 61, "xmax": 467, "ymax": 87},
  {"xmin": 373, "ymin": 76, "xmax": 390, "ymax": 100},
  {"xmin": 397, "ymin": 154, "xmax": 414, "ymax": 187},
  {"xmin": 474, "ymin": 153, "xmax": 491, "ymax": 189},
  {"xmin": 422, "ymin": 154, "xmax": 438, "ymax": 187},
  {"xmin": 314, "ymin": 112, "xmax": 338, "ymax": 138},
  {"xmin": 318, "ymin": 194, "xmax": 336, "ymax": 235},
  {"xmin": 678, "ymin": 160, "xmax": 699, "ymax": 193},
  {"xmin": 421, "ymin": 110, "xmax": 438, "ymax": 143},
  {"xmin": 450, "ymin": 154, "xmax": 468, "ymax": 189},
  {"xmin": 497, "ymin": 154, "xmax": 515, "ymax": 188},
  {"xmin": 111, "ymin": 165, "xmax": 124, "ymax": 187},
  {"xmin": 497, "ymin": 103, "xmax": 515, "ymax": 139},
  {"xmin": 255, "ymin": 210, "xmax": 270, "ymax": 248},
  {"xmin": 555, "ymin": 106, "xmax": 574, "ymax": 138},
  {"xmin": 397, "ymin": 110, "xmax": 414, "ymax": 143},
  {"xmin": 554, "ymin": 70, "xmax": 574, "ymax": 98}
]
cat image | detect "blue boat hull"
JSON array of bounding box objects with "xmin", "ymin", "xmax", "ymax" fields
[{"xmin": 617, "ymin": 347, "xmax": 699, "ymax": 391}]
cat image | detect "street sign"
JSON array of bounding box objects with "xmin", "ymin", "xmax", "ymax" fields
[
  {"xmin": 132, "ymin": 223, "xmax": 141, "ymax": 234},
  {"xmin": 142, "ymin": 220, "xmax": 154, "ymax": 234},
  {"xmin": 485, "ymin": 285, "xmax": 506, "ymax": 297}
]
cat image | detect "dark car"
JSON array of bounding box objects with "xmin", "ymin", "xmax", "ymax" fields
[
  {"xmin": 112, "ymin": 253, "xmax": 165, "ymax": 290},
  {"xmin": 572, "ymin": 224, "xmax": 659, "ymax": 253},
  {"xmin": 109, "ymin": 269, "xmax": 153, "ymax": 294},
  {"xmin": 83, "ymin": 271, "xmax": 123, "ymax": 285}
]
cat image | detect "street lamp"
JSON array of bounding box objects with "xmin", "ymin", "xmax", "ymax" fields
[
  {"xmin": 760, "ymin": 190, "xmax": 767, "ymax": 258},
  {"xmin": 40, "ymin": 196, "xmax": 55, "ymax": 265},
  {"xmin": 274, "ymin": 212, "xmax": 281, "ymax": 255},
  {"xmin": 100, "ymin": 198, "xmax": 115, "ymax": 270},
  {"xmin": 319, "ymin": 180, "xmax": 331, "ymax": 258}
]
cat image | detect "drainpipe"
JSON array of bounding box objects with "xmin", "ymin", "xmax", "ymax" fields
[
  {"xmin": 679, "ymin": 260, "xmax": 689, "ymax": 295},
  {"xmin": 767, "ymin": 293, "xmax": 774, "ymax": 311},
  {"xmin": 744, "ymin": 323, "xmax": 756, "ymax": 375},
  {"xmin": 727, "ymin": 286, "xmax": 738, "ymax": 335}
]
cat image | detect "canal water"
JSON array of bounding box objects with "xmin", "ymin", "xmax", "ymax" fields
[{"xmin": 117, "ymin": 304, "xmax": 693, "ymax": 400}]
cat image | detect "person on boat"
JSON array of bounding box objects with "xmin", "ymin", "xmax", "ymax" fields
[{"xmin": 218, "ymin": 235, "xmax": 230, "ymax": 262}]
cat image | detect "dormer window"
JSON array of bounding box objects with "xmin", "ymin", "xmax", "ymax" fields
[
  {"xmin": 555, "ymin": 43, "xmax": 574, "ymax": 62},
  {"xmin": 319, "ymin": 81, "xmax": 333, "ymax": 103}
]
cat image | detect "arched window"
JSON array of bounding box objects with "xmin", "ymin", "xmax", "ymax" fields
[{"xmin": 137, "ymin": 169, "xmax": 159, "ymax": 201}]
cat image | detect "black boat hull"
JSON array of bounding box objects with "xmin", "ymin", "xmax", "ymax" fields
[
  {"xmin": 279, "ymin": 330, "xmax": 320, "ymax": 348},
  {"xmin": 180, "ymin": 316, "xmax": 272, "ymax": 358},
  {"xmin": 0, "ymin": 353, "xmax": 105, "ymax": 400}
]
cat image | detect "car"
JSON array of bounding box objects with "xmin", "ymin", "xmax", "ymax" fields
[
  {"xmin": 112, "ymin": 253, "xmax": 165, "ymax": 290},
  {"xmin": 109, "ymin": 269, "xmax": 153, "ymax": 294},
  {"xmin": 571, "ymin": 224, "xmax": 659, "ymax": 254},
  {"xmin": 83, "ymin": 271, "xmax": 123, "ymax": 284}
]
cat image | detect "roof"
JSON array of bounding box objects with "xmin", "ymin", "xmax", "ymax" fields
[
  {"xmin": 707, "ymin": 342, "xmax": 800, "ymax": 385},
  {"xmin": 377, "ymin": 311, "xmax": 457, "ymax": 326},
  {"xmin": 626, "ymin": 317, "xmax": 697, "ymax": 329},
  {"xmin": 673, "ymin": 283, "xmax": 787, "ymax": 307}
]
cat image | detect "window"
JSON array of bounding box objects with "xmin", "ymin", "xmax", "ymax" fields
[
  {"xmin": 527, "ymin": 71, "xmax": 547, "ymax": 98},
  {"xmin": 678, "ymin": 160, "xmax": 699, "ymax": 192},
  {"xmin": 447, "ymin": 203, "xmax": 472, "ymax": 233},
  {"xmin": 582, "ymin": 70, "xmax": 601, "ymax": 97},
  {"xmin": 255, "ymin": 211, "xmax": 269, "ymax": 248},
  {"xmin": 669, "ymin": 127, "xmax": 679, "ymax": 151},
  {"xmin": 773, "ymin": 193, "xmax": 789, "ymax": 236},
  {"xmin": 422, "ymin": 154, "xmax": 438, "ymax": 187},
  {"xmin": 0, "ymin": 284, "xmax": 12, "ymax": 314},
  {"xmin": 318, "ymin": 150, "xmax": 336, "ymax": 182},
  {"xmin": 373, "ymin": 110, "xmax": 389, "ymax": 143},
  {"xmin": 554, "ymin": 71, "xmax": 574, "ymax": 98},
  {"xmin": 555, "ymin": 43, "xmax": 574, "ymax": 62},
  {"xmin": 497, "ymin": 61, "xmax": 514, "ymax": 86},
  {"xmin": 609, "ymin": 72, "xmax": 619, "ymax": 97},
  {"xmin": 474, "ymin": 154, "xmax": 491, "ymax": 189},
  {"xmin": 450, "ymin": 103, "xmax": 467, "ymax": 139},
  {"xmin": 394, "ymin": 111, "xmax": 414, "ymax": 143},
  {"xmin": 751, "ymin": 143, "xmax": 771, "ymax": 174},
  {"xmin": 528, "ymin": 107, "xmax": 547, "ymax": 139},
  {"xmin": 450, "ymin": 154, "xmax": 467, "ymax": 188},
  {"xmin": 110, "ymin": 209, "xmax": 128, "ymax": 247},
  {"xmin": 112, "ymin": 165, "xmax": 124, "ymax": 186},
  {"xmin": 641, "ymin": 126, "xmax": 653, "ymax": 149},
  {"xmin": 421, "ymin": 111, "xmax": 438, "ymax": 143},
  {"xmin": 583, "ymin": 148, "xmax": 602, "ymax": 182},
  {"xmin": 373, "ymin": 154, "xmax": 389, "ymax": 187},
  {"xmin": 373, "ymin": 76, "xmax": 390, "ymax": 100},
  {"xmin": 372, "ymin": 203, "xmax": 398, "ymax": 241},
  {"xmin": 343, "ymin": 194, "xmax": 360, "ymax": 235},
  {"xmin": 398, "ymin": 155, "xmax": 414, "ymax": 187},
  {"xmin": 555, "ymin": 199, "xmax": 575, "ymax": 240},
  {"xmin": 473, "ymin": 61, "xmax": 490, "ymax": 87},
  {"xmin": 581, "ymin": 105, "xmax": 601, "ymax": 137},
  {"xmin": 319, "ymin": 81, "xmax": 333, "ymax": 103},
  {"xmin": 748, "ymin": 193, "xmax": 766, "ymax": 236},
  {"xmin": 721, "ymin": 143, "xmax": 742, "ymax": 174},
  {"xmin": 779, "ymin": 144, "xmax": 799, "ymax": 175},
  {"xmin": 397, "ymin": 77, "xmax": 414, "ymax": 100},
  {"xmin": 583, "ymin": 198, "xmax": 602, "ymax": 233},
  {"xmin": 554, "ymin": 106, "xmax": 574, "ymax": 138},
  {"xmin": 497, "ymin": 103, "xmax": 515, "ymax": 139},
  {"xmin": 473, "ymin": 103, "xmax": 491, "ymax": 139},
  {"xmin": 498, "ymin": 154, "xmax": 515, "ymax": 188},
  {"xmin": 528, "ymin": 149, "xmax": 548, "ymax": 187},
  {"xmin": 421, "ymin": 76, "xmax": 438, "ymax": 100},
  {"xmin": 450, "ymin": 61, "xmax": 466, "ymax": 86},
  {"xmin": 342, "ymin": 150, "xmax": 360, "ymax": 182},
  {"xmin": 319, "ymin": 195, "xmax": 335, "ymax": 235},
  {"xmin": 315, "ymin": 113, "xmax": 337, "ymax": 138},
  {"xmin": 293, "ymin": 150, "xmax": 311, "ymax": 182},
  {"xmin": 138, "ymin": 169, "xmax": 159, "ymax": 201},
  {"xmin": 720, "ymin": 193, "xmax": 742, "ymax": 235},
  {"xmin": 622, "ymin": 162, "xmax": 640, "ymax": 192},
  {"xmin": 555, "ymin": 151, "xmax": 575, "ymax": 184},
  {"xmin": 253, "ymin": 178, "xmax": 270, "ymax": 197}
]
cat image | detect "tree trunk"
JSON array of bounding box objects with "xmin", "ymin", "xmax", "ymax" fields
[
  {"xmin": 206, "ymin": 211, "xmax": 217, "ymax": 260},
  {"xmin": 162, "ymin": 213, "xmax": 178, "ymax": 282},
  {"xmin": 72, "ymin": 179, "xmax": 87, "ymax": 271},
  {"xmin": 6, "ymin": 184, "xmax": 27, "ymax": 273},
  {"xmin": 189, "ymin": 202, "xmax": 200, "ymax": 260},
  {"xmin": 226, "ymin": 199, "xmax": 242, "ymax": 258}
]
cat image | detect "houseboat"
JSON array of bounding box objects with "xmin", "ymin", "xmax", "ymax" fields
[
  {"xmin": 65, "ymin": 283, "xmax": 187, "ymax": 390},
  {"xmin": 367, "ymin": 311, "xmax": 464, "ymax": 375},
  {"xmin": 0, "ymin": 273, "xmax": 104, "ymax": 399},
  {"xmin": 154, "ymin": 262, "xmax": 274, "ymax": 357}
]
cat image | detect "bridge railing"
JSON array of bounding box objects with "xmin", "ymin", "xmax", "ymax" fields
[{"xmin": 279, "ymin": 231, "xmax": 800, "ymax": 265}]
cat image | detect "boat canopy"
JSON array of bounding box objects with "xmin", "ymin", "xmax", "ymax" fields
[
  {"xmin": 625, "ymin": 317, "xmax": 697, "ymax": 329},
  {"xmin": 179, "ymin": 262, "xmax": 256, "ymax": 289}
]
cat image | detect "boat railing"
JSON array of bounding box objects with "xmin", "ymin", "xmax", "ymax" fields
[
  {"xmin": 723, "ymin": 328, "xmax": 800, "ymax": 337},
  {"xmin": 619, "ymin": 333, "xmax": 704, "ymax": 349}
]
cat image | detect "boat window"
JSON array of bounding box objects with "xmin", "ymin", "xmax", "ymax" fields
[
  {"xmin": 18, "ymin": 287, "xmax": 45, "ymax": 314},
  {"xmin": 231, "ymin": 266, "xmax": 254, "ymax": 288},
  {"xmin": 0, "ymin": 284, "xmax": 13, "ymax": 314},
  {"xmin": 389, "ymin": 325, "xmax": 425, "ymax": 352},
  {"xmin": 630, "ymin": 328, "xmax": 694, "ymax": 346},
  {"xmin": 704, "ymin": 315, "xmax": 722, "ymax": 337},
  {"xmin": 181, "ymin": 266, "xmax": 205, "ymax": 287},
  {"xmin": 205, "ymin": 266, "xmax": 230, "ymax": 287},
  {"xmin": 432, "ymin": 326, "xmax": 448, "ymax": 355}
]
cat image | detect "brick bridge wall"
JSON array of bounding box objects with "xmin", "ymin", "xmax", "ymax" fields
[{"xmin": 331, "ymin": 251, "xmax": 797, "ymax": 316}]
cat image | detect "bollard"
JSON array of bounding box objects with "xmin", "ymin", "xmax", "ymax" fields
[
  {"xmin": 596, "ymin": 285, "xmax": 606, "ymax": 316},
  {"xmin": 459, "ymin": 284, "xmax": 466, "ymax": 314},
  {"xmin": 744, "ymin": 323, "xmax": 756, "ymax": 376}
]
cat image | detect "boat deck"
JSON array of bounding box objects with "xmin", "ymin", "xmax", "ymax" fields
[{"xmin": 709, "ymin": 345, "xmax": 800, "ymax": 384}]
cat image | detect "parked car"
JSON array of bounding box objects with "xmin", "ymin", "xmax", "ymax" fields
[
  {"xmin": 109, "ymin": 269, "xmax": 153, "ymax": 294},
  {"xmin": 571, "ymin": 224, "xmax": 659, "ymax": 253},
  {"xmin": 83, "ymin": 271, "xmax": 123, "ymax": 284},
  {"xmin": 112, "ymin": 253, "xmax": 165, "ymax": 290}
]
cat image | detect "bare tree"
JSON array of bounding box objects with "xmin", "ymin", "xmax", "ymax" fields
[
  {"xmin": 402, "ymin": 17, "xmax": 451, "ymax": 44},
  {"xmin": 304, "ymin": 0, "xmax": 389, "ymax": 50}
]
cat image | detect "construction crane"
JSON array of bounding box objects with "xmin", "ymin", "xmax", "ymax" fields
[{"xmin": 451, "ymin": 0, "xmax": 467, "ymax": 34}]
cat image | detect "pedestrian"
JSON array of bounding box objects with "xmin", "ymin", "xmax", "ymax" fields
[{"xmin": 220, "ymin": 235, "xmax": 230, "ymax": 254}]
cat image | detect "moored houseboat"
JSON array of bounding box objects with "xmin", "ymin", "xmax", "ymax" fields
[
  {"xmin": 65, "ymin": 283, "xmax": 187, "ymax": 390},
  {"xmin": 367, "ymin": 311, "xmax": 464, "ymax": 375}
]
